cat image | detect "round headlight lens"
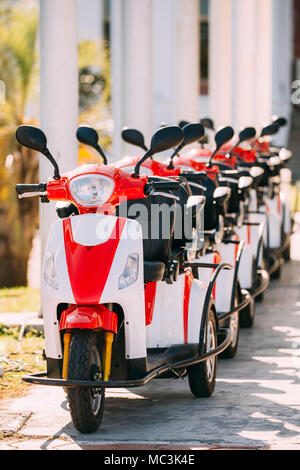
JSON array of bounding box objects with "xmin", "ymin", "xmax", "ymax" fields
[{"xmin": 69, "ymin": 174, "xmax": 115, "ymax": 207}]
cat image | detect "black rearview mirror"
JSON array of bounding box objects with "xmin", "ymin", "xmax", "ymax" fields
[
  {"xmin": 168, "ymin": 123, "xmax": 205, "ymax": 169},
  {"xmin": 182, "ymin": 123, "xmax": 205, "ymax": 146},
  {"xmin": 200, "ymin": 117, "xmax": 215, "ymax": 131},
  {"xmin": 150, "ymin": 126, "xmax": 184, "ymax": 155},
  {"xmin": 239, "ymin": 127, "xmax": 257, "ymax": 143},
  {"xmin": 16, "ymin": 125, "xmax": 47, "ymax": 153},
  {"xmin": 16, "ymin": 126, "xmax": 60, "ymax": 179},
  {"xmin": 215, "ymin": 126, "xmax": 234, "ymax": 150},
  {"xmin": 133, "ymin": 126, "xmax": 184, "ymax": 177},
  {"xmin": 179, "ymin": 120, "xmax": 190, "ymax": 129},
  {"xmin": 77, "ymin": 126, "xmax": 99, "ymax": 147},
  {"xmin": 207, "ymin": 126, "xmax": 234, "ymax": 168},
  {"xmin": 122, "ymin": 128, "xmax": 148, "ymax": 151},
  {"xmin": 261, "ymin": 124, "xmax": 279, "ymax": 137},
  {"xmin": 272, "ymin": 116, "xmax": 288, "ymax": 128},
  {"xmin": 76, "ymin": 126, "xmax": 108, "ymax": 164}
]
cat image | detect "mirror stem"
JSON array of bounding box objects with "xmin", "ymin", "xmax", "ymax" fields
[
  {"xmin": 44, "ymin": 149, "xmax": 60, "ymax": 180},
  {"xmin": 132, "ymin": 150, "xmax": 153, "ymax": 178},
  {"xmin": 207, "ymin": 149, "xmax": 218, "ymax": 168},
  {"xmin": 95, "ymin": 144, "xmax": 108, "ymax": 165},
  {"xmin": 167, "ymin": 143, "xmax": 184, "ymax": 170}
]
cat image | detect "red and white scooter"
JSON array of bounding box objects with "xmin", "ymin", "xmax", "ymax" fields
[
  {"xmin": 16, "ymin": 125, "xmax": 231, "ymax": 434},
  {"xmin": 86, "ymin": 124, "xmax": 254, "ymax": 357}
]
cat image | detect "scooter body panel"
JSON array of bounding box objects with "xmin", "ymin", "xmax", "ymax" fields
[
  {"xmin": 197, "ymin": 247, "xmax": 235, "ymax": 314},
  {"xmin": 42, "ymin": 213, "xmax": 147, "ymax": 361},
  {"xmin": 146, "ymin": 272, "xmax": 207, "ymax": 348}
]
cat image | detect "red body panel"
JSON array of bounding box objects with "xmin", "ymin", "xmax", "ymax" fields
[
  {"xmin": 47, "ymin": 164, "xmax": 148, "ymax": 214},
  {"xmin": 183, "ymin": 270, "xmax": 194, "ymax": 344},
  {"xmin": 144, "ymin": 282, "xmax": 157, "ymax": 326},
  {"xmin": 172, "ymin": 155, "xmax": 220, "ymax": 181},
  {"xmin": 114, "ymin": 157, "xmax": 181, "ymax": 178},
  {"xmin": 59, "ymin": 305, "xmax": 118, "ymax": 333},
  {"xmin": 63, "ymin": 217, "xmax": 126, "ymax": 304}
]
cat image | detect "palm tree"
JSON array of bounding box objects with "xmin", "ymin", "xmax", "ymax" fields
[{"xmin": 0, "ymin": 1, "xmax": 39, "ymax": 286}]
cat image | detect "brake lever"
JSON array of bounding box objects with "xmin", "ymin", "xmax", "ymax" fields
[
  {"xmin": 149, "ymin": 190, "xmax": 180, "ymax": 201},
  {"xmin": 187, "ymin": 182, "xmax": 206, "ymax": 191},
  {"xmin": 18, "ymin": 192, "xmax": 47, "ymax": 199}
]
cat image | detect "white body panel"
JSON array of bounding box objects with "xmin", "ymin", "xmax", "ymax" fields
[
  {"xmin": 42, "ymin": 214, "xmax": 147, "ymax": 361},
  {"xmin": 215, "ymin": 243, "xmax": 236, "ymax": 313},
  {"xmin": 261, "ymin": 196, "xmax": 282, "ymax": 249},
  {"xmin": 197, "ymin": 244, "xmax": 236, "ymax": 315},
  {"xmin": 146, "ymin": 274, "xmax": 207, "ymax": 348}
]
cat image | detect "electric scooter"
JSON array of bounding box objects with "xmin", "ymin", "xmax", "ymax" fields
[
  {"xmin": 90, "ymin": 123, "xmax": 253, "ymax": 357},
  {"xmin": 16, "ymin": 124, "xmax": 232, "ymax": 434}
]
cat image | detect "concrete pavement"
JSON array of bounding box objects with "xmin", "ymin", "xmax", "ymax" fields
[{"xmin": 1, "ymin": 233, "xmax": 300, "ymax": 450}]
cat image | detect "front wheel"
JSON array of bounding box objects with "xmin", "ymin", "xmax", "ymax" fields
[
  {"xmin": 67, "ymin": 332, "xmax": 105, "ymax": 434},
  {"xmin": 240, "ymin": 297, "xmax": 255, "ymax": 328},
  {"xmin": 220, "ymin": 287, "xmax": 240, "ymax": 359},
  {"xmin": 282, "ymin": 241, "xmax": 291, "ymax": 262},
  {"xmin": 187, "ymin": 308, "xmax": 217, "ymax": 398},
  {"xmin": 271, "ymin": 263, "xmax": 281, "ymax": 280}
]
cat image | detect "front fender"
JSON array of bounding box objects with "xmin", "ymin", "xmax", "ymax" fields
[{"xmin": 59, "ymin": 305, "xmax": 118, "ymax": 333}]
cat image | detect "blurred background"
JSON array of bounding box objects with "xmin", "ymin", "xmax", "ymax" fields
[{"xmin": 0, "ymin": 0, "xmax": 298, "ymax": 294}]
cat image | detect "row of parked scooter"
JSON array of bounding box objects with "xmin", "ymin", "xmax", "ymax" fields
[{"xmin": 14, "ymin": 116, "xmax": 292, "ymax": 433}]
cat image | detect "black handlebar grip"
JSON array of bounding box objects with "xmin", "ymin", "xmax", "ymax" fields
[
  {"xmin": 180, "ymin": 172, "xmax": 207, "ymax": 181},
  {"xmin": 15, "ymin": 183, "xmax": 47, "ymax": 195},
  {"xmin": 151, "ymin": 181, "xmax": 181, "ymax": 191}
]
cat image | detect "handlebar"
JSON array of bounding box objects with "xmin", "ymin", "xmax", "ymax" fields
[
  {"xmin": 144, "ymin": 180, "xmax": 181, "ymax": 194},
  {"xmin": 180, "ymin": 172, "xmax": 207, "ymax": 181},
  {"xmin": 16, "ymin": 183, "xmax": 47, "ymax": 195}
]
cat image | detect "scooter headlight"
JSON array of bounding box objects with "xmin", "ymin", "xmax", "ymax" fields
[
  {"xmin": 44, "ymin": 252, "xmax": 58, "ymax": 289},
  {"xmin": 118, "ymin": 254, "xmax": 139, "ymax": 289},
  {"xmin": 69, "ymin": 174, "xmax": 115, "ymax": 207}
]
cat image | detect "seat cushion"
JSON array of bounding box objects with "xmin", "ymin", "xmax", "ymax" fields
[{"xmin": 144, "ymin": 261, "xmax": 165, "ymax": 283}]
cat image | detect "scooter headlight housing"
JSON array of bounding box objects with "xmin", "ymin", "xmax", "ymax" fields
[
  {"xmin": 118, "ymin": 254, "xmax": 139, "ymax": 289},
  {"xmin": 69, "ymin": 174, "xmax": 115, "ymax": 207},
  {"xmin": 44, "ymin": 252, "xmax": 58, "ymax": 289}
]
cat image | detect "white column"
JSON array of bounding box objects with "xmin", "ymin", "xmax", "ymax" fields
[
  {"xmin": 111, "ymin": 0, "xmax": 152, "ymax": 158},
  {"xmin": 209, "ymin": 0, "xmax": 233, "ymax": 127},
  {"xmin": 152, "ymin": 0, "xmax": 199, "ymax": 130},
  {"xmin": 254, "ymin": 0, "xmax": 274, "ymax": 131},
  {"xmin": 40, "ymin": 0, "xmax": 79, "ymax": 255},
  {"xmin": 77, "ymin": 0, "xmax": 104, "ymax": 42},
  {"xmin": 232, "ymin": 0, "xmax": 257, "ymax": 131},
  {"xmin": 209, "ymin": 0, "xmax": 234, "ymax": 128},
  {"xmin": 272, "ymin": 0, "xmax": 293, "ymax": 145},
  {"xmin": 111, "ymin": 0, "xmax": 123, "ymax": 159}
]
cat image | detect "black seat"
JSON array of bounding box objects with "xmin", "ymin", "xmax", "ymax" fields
[
  {"xmin": 144, "ymin": 261, "xmax": 166, "ymax": 283},
  {"xmin": 171, "ymin": 184, "xmax": 193, "ymax": 252},
  {"xmin": 200, "ymin": 176, "xmax": 220, "ymax": 231}
]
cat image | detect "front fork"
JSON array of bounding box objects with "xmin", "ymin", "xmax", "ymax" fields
[{"xmin": 62, "ymin": 330, "xmax": 114, "ymax": 382}]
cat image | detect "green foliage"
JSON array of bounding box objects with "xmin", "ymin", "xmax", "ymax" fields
[
  {"xmin": 0, "ymin": 1, "xmax": 39, "ymax": 287},
  {"xmin": 0, "ymin": 1, "xmax": 38, "ymax": 127},
  {"xmin": 78, "ymin": 40, "xmax": 112, "ymax": 152},
  {"xmin": 0, "ymin": 323, "xmax": 43, "ymax": 338}
]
